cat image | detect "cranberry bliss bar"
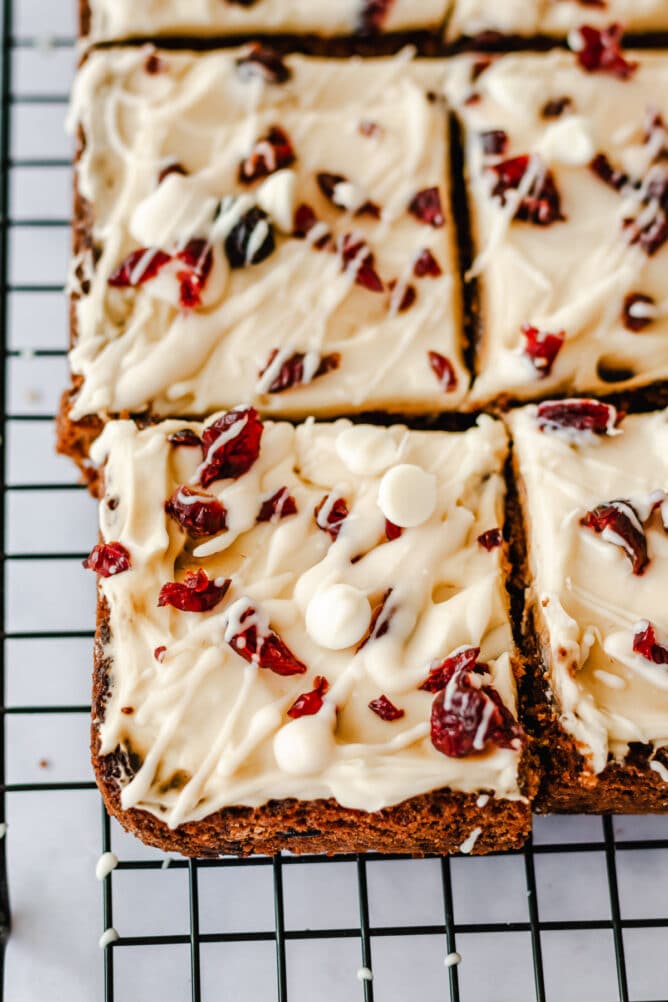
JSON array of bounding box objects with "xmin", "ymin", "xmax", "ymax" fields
[
  {"xmin": 58, "ymin": 46, "xmax": 468, "ymax": 478},
  {"xmin": 80, "ymin": 0, "xmax": 452, "ymax": 43},
  {"xmin": 447, "ymin": 45, "xmax": 668, "ymax": 407},
  {"xmin": 447, "ymin": 2, "xmax": 668, "ymax": 40},
  {"xmin": 510, "ymin": 401, "xmax": 668, "ymax": 812},
  {"xmin": 85, "ymin": 412, "xmax": 533, "ymax": 855}
]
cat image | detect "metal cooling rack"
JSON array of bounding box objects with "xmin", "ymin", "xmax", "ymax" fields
[{"xmin": 2, "ymin": 3, "xmax": 668, "ymax": 1000}]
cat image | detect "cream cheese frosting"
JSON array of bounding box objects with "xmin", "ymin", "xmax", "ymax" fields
[
  {"xmin": 67, "ymin": 47, "xmax": 467, "ymax": 421},
  {"xmin": 90, "ymin": 413, "xmax": 523, "ymax": 827},
  {"xmin": 510, "ymin": 404, "xmax": 668, "ymax": 775},
  {"xmin": 84, "ymin": 0, "xmax": 452, "ymax": 41},
  {"xmin": 448, "ymin": 0, "xmax": 668, "ymax": 39},
  {"xmin": 447, "ymin": 49, "xmax": 668, "ymax": 405}
]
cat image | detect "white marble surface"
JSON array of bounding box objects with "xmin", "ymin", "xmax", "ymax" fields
[{"xmin": 3, "ymin": 8, "xmax": 668, "ymax": 1000}]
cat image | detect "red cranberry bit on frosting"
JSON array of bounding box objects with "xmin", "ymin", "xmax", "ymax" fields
[
  {"xmin": 388, "ymin": 280, "xmax": 417, "ymax": 313},
  {"xmin": 581, "ymin": 501, "xmax": 649, "ymax": 574},
  {"xmin": 224, "ymin": 206, "xmax": 276, "ymax": 269},
  {"xmin": 227, "ymin": 604, "xmax": 307, "ymax": 676},
  {"xmin": 357, "ymin": 589, "xmax": 394, "ymax": 651},
  {"xmin": 369, "ymin": 695, "xmax": 405, "ymax": 722},
  {"xmin": 83, "ymin": 542, "xmax": 131, "ymax": 578},
  {"xmin": 570, "ymin": 24, "xmax": 637, "ymax": 80},
  {"xmin": 521, "ymin": 324, "xmax": 565, "ymax": 377},
  {"xmin": 168, "ymin": 428, "xmax": 202, "ymax": 448},
  {"xmin": 259, "ymin": 349, "xmax": 341, "ymax": 393},
  {"xmin": 236, "ymin": 44, "xmax": 291, "ymax": 85},
  {"xmin": 197, "ymin": 407, "xmax": 263, "ymax": 488},
  {"xmin": 430, "ymin": 661, "xmax": 522, "ymax": 758},
  {"xmin": 108, "ymin": 248, "xmax": 171, "ymax": 288},
  {"xmin": 478, "ymin": 528, "xmax": 502, "ymax": 551},
  {"xmin": 489, "ymin": 156, "xmax": 565, "ymax": 226},
  {"xmin": 145, "ymin": 52, "xmax": 167, "ymax": 75},
  {"xmin": 288, "ymin": 676, "xmax": 330, "ymax": 718},
  {"xmin": 314, "ymin": 493, "xmax": 349, "ymax": 541},
  {"xmin": 165, "ymin": 486, "xmax": 227, "ymax": 539},
  {"xmin": 413, "ymin": 249, "xmax": 442, "ymax": 278},
  {"xmin": 408, "ymin": 188, "xmax": 445, "ymax": 228},
  {"xmin": 385, "ymin": 519, "xmax": 402, "ymax": 541},
  {"xmin": 420, "ymin": 646, "xmax": 480, "ymax": 694},
  {"xmin": 239, "ymin": 126, "xmax": 296, "ymax": 184},
  {"xmin": 175, "ymin": 239, "xmax": 213, "ymax": 309},
  {"xmin": 542, "ymin": 96, "xmax": 574, "ymax": 119},
  {"xmin": 481, "ymin": 130, "xmax": 508, "ymax": 156},
  {"xmin": 428, "ymin": 351, "xmax": 458, "ymax": 393},
  {"xmin": 158, "ymin": 570, "xmax": 231, "ymax": 613},
  {"xmin": 359, "ymin": 119, "xmax": 382, "ymax": 138},
  {"xmin": 633, "ymin": 621, "xmax": 668, "ymax": 665},
  {"xmin": 257, "ymin": 487, "xmax": 298, "ymax": 523},
  {"xmin": 589, "ymin": 152, "xmax": 629, "ymax": 192},
  {"xmin": 537, "ymin": 399, "xmax": 620, "ymax": 435},
  {"xmin": 623, "ymin": 293, "xmax": 657, "ymax": 332},
  {"xmin": 623, "ymin": 175, "xmax": 668, "ymax": 257},
  {"xmin": 359, "ymin": 0, "xmax": 394, "ymax": 33},
  {"xmin": 158, "ymin": 162, "xmax": 188, "ymax": 184},
  {"xmin": 154, "ymin": 646, "xmax": 167, "ymax": 663},
  {"xmin": 316, "ymin": 172, "xmax": 380, "ymax": 217},
  {"xmin": 339, "ymin": 234, "xmax": 383, "ymax": 292}
]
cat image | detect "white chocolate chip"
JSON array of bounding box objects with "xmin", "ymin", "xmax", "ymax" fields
[
  {"xmin": 539, "ymin": 116, "xmax": 594, "ymax": 167},
  {"xmin": 306, "ymin": 584, "xmax": 371, "ymax": 650},
  {"xmin": 256, "ymin": 169, "xmax": 297, "ymax": 233},
  {"xmin": 332, "ymin": 180, "xmax": 367, "ymax": 213},
  {"xmin": 335, "ymin": 425, "xmax": 401, "ymax": 475},
  {"xmin": 273, "ymin": 713, "xmax": 335, "ymax": 775},
  {"xmin": 377, "ymin": 464, "xmax": 437, "ymax": 528}
]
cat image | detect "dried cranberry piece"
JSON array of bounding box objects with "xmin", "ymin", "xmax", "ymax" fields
[
  {"xmin": 227, "ymin": 605, "xmax": 307, "ymax": 676},
  {"xmin": 175, "ymin": 238, "xmax": 213, "ymax": 309},
  {"xmin": 239, "ymin": 126, "xmax": 296, "ymax": 184},
  {"xmin": 478, "ymin": 528, "xmax": 502, "ymax": 551},
  {"xmin": 83, "ymin": 542, "xmax": 131, "ymax": 578},
  {"xmin": 165, "ymin": 486, "xmax": 227, "ymax": 538},
  {"xmin": 257, "ymin": 487, "xmax": 298, "ymax": 523},
  {"xmin": 198, "ymin": 407, "xmax": 264, "ymax": 488},
  {"xmin": 420, "ymin": 646, "xmax": 480, "ymax": 694},
  {"xmin": 358, "ymin": 0, "xmax": 393, "ymax": 33},
  {"xmin": 315, "ymin": 494, "xmax": 349, "ymax": 540},
  {"xmin": 521, "ymin": 324, "xmax": 565, "ymax": 377},
  {"xmin": 154, "ymin": 646, "xmax": 167, "ymax": 663},
  {"xmin": 428, "ymin": 351, "xmax": 458, "ymax": 392},
  {"xmin": 489, "ymin": 156, "xmax": 565, "ymax": 226},
  {"xmin": 288, "ymin": 675, "xmax": 329, "ymax": 718},
  {"xmin": 293, "ymin": 203, "xmax": 317, "ymax": 237},
  {"xmin": 623, "ymin": 178, "xmax": 668, "ymax": 256},
  {"xmin": 158, "ymin": 162, "xmax": 188, "ymax": 184},
  {"xmin": 224, "ymin": 207, "xmax": 275, "ymax": 269},
  {"xmin": 481, "ymin": 129, "xmax": 508, "ymax": 156},
  {"xmin": 236, "ymin": 44, "xmax": 291, "ymax": 84},
  {"xmin": 385, "ymin": 519, "xmax": 402, "ymax": 541},
  {"xmin": 581, "ymin": 501, "xmax": 649, "ymax": 574},
  {"xmin": 145, "ymin": 53, "xmax": 166, "ymax": 74},
  {"xmin": 168, "ymin": 428, "xmax": 202, "ymax": 448},
  {"xmin": 572, "ymin": 24, "xmax": 637, "ymax": 80},
  {"xmin": 590, "ymin": 152, "xmax": 629, "ymax": 192},
  {"xmin": 388, "ymin": 280, "xmax": 417, "ymax": 313},
  {"xmin": 108, "ymin": 247, "xmax": 171, "ymax": 288},
  {"xmin": 542, "ymin": 96, "xmax": 573, "ymax": 118},
  {"xmin": 471, "ymin": 58, "xmax": 492, "ymax": 82},
  {"xmin": 358, "ymin": 589, "xmax": 394, "ymax": 650},
  {"xmin": 408, "ymin": 187, "xmax": 445, "ymax": 228},
  {"xmin": 413, "ymin": 249, "xmax": 442, "ymax": 278},
  {"xmin": 315, "ymin": 172, "xmax": 379, "ymax": 217},
  {"xmin": 430, "ymin": 672, "xmax": 521, "ymax": 758},
  {"xmin": 537, "ymin": 399, "xmax": 619, "ymax": 435},
  {"xmin": 623, "ymin": 293, "xmax": 656, "ymax": 332},
  {"xmin": 339, "ymin": 234, "xmax": 383, "ymax": 292},
  {"xmin": 259, "ymin": 349, "xmax": 341, "ymax": 393},
  {"xmin": 359, "ymin": 120, "xmax": 382, "ymax": 138},
  {"xmin": 158, "ymin": 570, "xmax": 230, "ymax": 613},
  {"xmin": 369, "ymin": 695, "xmax": 405, "ymax": 721},
  {"xmin": 633, "ymin": 621, "xmax": 668, "ymax": 665}
]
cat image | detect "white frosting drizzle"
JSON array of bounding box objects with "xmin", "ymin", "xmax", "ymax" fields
[
  {"xmin": 510, "ymin": 406, "xmax": 668, "ymax": 774},
  {"xmin": 458, "ymin": 826, "xmax": 482, "ymax": 854},
  {"xmin": 85, "ymin": 0, "xmax": 451, "ymax": 41},
  {"xmin": 447, "ymin": 50, "xmax": 668, "ymax": 405},
  {"xmin": 448, "ymin": 0, "xmax": 668, "ymax": 38},
  {"xmin": 68, "ymin": 48, "xmax": 466, "ymax": 421},
  {"xmin": 99, "ymin": 928, "xmax": 119, "ymax": 949},
  {"xmin": 95, "ymin": 851, "xmax": 119, "ymax": 880},
  {"xmin": 91, "ymin": 415, "xmax": 522, "ymax": 826}
]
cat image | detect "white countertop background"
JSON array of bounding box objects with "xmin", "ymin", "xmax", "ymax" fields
[{"xmin": 3, "ymin": 5, "xmax": 668, "ymax": 999}]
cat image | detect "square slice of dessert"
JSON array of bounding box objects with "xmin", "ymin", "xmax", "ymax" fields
[
  {"xmin": 447, "ymin": 46, "xmax": 668, "ymax": 407},
  {"xmin": 510, "ymin": 399, "xmax": 668, "ymax": 812},
  {"xmin": 447, "ymin": 2, "xmax": 668, "ymax": 40},
  {"xmin": 81, "ymin": 0, "xmax": 452, "ymax": 42},
  {"xmin": 86, "ymin": 410, "xmax": 532, "ymax": 856},
  {"xmin": 60, "ymin": 47, "xmax": 467, "ymax": 474}
]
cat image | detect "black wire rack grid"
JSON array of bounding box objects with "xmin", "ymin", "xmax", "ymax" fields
[{"xmin": 2, "ymin": 2, "xmax": 668, "ymax": 1000}]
